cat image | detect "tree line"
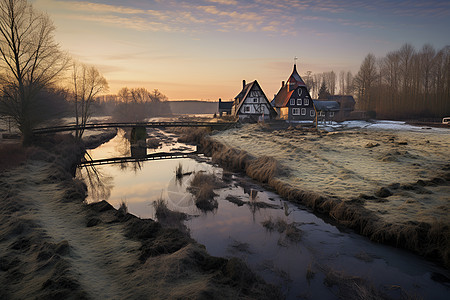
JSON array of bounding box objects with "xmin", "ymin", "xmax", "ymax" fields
[
  {"xmin": 0, "ymin": 0, "xmax": 170, "ymax": 145},
  {"xmin": 353, "ymin": 44, "xmax": 450, "ymax": 119},
  {"xmin": 304, "ymin": 43, "xmax": 450, "ymax": 120}
]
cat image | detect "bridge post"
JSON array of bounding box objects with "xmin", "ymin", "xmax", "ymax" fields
[
  {"xmin": 130, "ymin": 126, "xmax": 147, "ymax": 158},
  {"xmin": 131, "ymin": 126, "xmax": 147, "ymax": 143}
]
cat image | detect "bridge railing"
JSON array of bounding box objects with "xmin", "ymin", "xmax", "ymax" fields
[
  {"xmin": 33, "ymin": 121, "xmax": 237, "ymax": 134},
  {"xmin": 78, "ymin": 151, "xmax": 198, "ymax": 167}
]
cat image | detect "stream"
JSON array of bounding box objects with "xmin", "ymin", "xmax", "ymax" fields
[{"xmin": 78, "ymin": 128, "xmax": 450, "ymax": 300}]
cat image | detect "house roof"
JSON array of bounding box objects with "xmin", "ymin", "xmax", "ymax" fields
[
  {"xmin": 325, "ymin": 95, "xmax": 355, "ymax": 111},
  {"xmin": 234, "ymin": 81, "xmax": 253, "ymax": 101},
  {"xmin": 287, "ymin": 64, "xmax": 307, "ymax": 87},
  {"xmin": 313, "ymin": 100, "xmax": 340, "ymax": 111},
  {"xmin": 272, "ymin": 85, "xmax": 294, "ymax": 107},
  {"xmin": 272, "ymin": 64, "xmax": 308, "ymax": 108}
]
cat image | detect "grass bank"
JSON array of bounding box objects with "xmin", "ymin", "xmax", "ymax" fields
[{"xmin": 180, "ymin": 125, "xmax": 450, "ymax": 269}]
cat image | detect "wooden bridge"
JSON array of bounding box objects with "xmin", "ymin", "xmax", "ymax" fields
[
  {"xmin": 79, "ymin": 151, "xmax": 198, "ymax": 167},
  {"xmin": 33, "ymin": 121, "xmax": 236, "ymax": 134}
]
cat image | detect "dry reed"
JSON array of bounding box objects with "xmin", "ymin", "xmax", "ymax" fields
[{"xmin": 187, "ymin": 172, "xmax": 219, "ymax": 211}]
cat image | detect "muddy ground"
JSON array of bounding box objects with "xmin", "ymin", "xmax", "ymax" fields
[
  {"xmin": 0, "ymin": 133, "xmax": 281, "ymax": 299},
  {"xmin": 193, "ymin": 123, "xmax": 450, "ymax": 268}
]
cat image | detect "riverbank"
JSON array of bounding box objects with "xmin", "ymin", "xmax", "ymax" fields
[
  {"xmin": 178, "ymin": 123, "xmax": 450, "ymax": 268},
  {"xmin": 0, "ymin": 133, "xmax": 281, "ymax": 299}
]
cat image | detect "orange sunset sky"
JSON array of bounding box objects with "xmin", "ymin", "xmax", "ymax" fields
[{"xmin": 32, "ymin": 0, "xmax": 450, "ymax": 101}]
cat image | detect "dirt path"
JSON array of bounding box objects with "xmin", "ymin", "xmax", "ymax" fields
[
  {"xmin": 0, "ymin": 160, "xmax": 140, "ymax": 299},
  {"xmin": 27, "ymin": 163, "xmax": 140, "ymax": 299}
]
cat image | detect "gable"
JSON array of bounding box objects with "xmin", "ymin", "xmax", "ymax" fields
[{"xmin": 235, "ymin": 80, "xmax": 277, "ymax": 116}]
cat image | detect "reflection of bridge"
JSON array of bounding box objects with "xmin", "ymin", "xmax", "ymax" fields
[
  {"xmin": 78, "ymin": 151, "xmax": 198, "ymax": 167},
  {"xmin": 33, "ymin": 121, "xmax": 236, "ymax": 134}
]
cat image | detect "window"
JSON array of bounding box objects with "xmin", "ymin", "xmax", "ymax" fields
[
  {"xmin": 253, "ymin": 98, "xmax": 258, "ymax": 103},
  {"xmin": 297, "ymin": 98, "xmax": 302, "ymax": 105},
  {"xmin": 329, "ymin": 112, "xmax": 335, "ymax": 117},
  {"xmin": 301, "ymin": 108, "xmax": 306, "ymax": 115},
  {"xmin": 319, "ymin": 111, "xmax": 325, "ymax": 117},
  {"xmin": 244, "ymin": 106, "xmax": 250, "ymax": 112},
  {"xmin": 304, "ymin": 98, "xmax": 309, "ymax": 105},
  {"xmin": 290, "ymin": 98, "xmax": 295, "ymax": 105},
  {"xmin": 292, "ymin": 108, "xmax": 300, "ymax": 115},
  {"xmin": 310, "ymin": 110, "xmax": 315, "ymax": 117}
]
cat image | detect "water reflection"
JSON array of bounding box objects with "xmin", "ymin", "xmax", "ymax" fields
[{"xmin": 77, "ymin": 153, "xmax": 113, "ymax": 202}]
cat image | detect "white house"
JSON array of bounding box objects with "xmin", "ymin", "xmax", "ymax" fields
[{"xmin": 232, "ymin": 80, "xmax": 277, "ymax": 122}]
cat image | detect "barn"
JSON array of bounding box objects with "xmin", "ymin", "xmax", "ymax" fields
[{"xmin": 232, "ymin": 80, "xmax": 277, "ymax": 122}]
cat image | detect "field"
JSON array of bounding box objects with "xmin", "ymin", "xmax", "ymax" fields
[{"xmin": 208, "ymin": 121, "xmax": 450, "ymax": 266}]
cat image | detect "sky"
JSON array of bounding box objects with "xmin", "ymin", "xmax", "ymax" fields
[{"xmin": 32, "ymin": 0, "xmax": 450, "ymax": 101}]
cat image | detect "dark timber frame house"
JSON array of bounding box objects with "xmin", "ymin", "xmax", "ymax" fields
[
  {"xmin": 232, "ymin": 80, "xmax": 277, "ymax": 122},
  {"xmin": 272, "ymin": 64, "xmax": 315, "ymax": 122}
]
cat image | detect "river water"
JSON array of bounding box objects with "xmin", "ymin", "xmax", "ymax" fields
[{"xmin": 78, "ymin": 128, "xmax": 450, "ymax": 300}]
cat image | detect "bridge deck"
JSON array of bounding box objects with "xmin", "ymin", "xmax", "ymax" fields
[
  {"xmin": 34, "ymin": 121, "xmax": 236, "ymax": 134},
  {"xmin": 79, "ymin": 151, "xmax": 198, "ymax": 167}
]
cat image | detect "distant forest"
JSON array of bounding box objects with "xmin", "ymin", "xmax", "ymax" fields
[
  {"xmin": 307, "ymin": 43, "xmax": 450, "ymax": 120},
  {"xmin": 93, "ymin": 96, "xmax": 218, "ymax": 118}
]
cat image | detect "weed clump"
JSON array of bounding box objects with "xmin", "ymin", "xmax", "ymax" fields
[
  {"xmin": 153, "ymin": 196, "xmax": 187, "ymax": 231},
  {"xmin": 146, "ymin": 138, "xmax": 161, "ymax": 149},
  {"xmin": 262, "ymin": 217, "xmax": 302, "ymax": 244},
  {"xmin": 187, "ymin": 172, "xmax": 221, "ymax": 212},
  {"xmin": 226, "ymin": 195, "xmax": 246, "ymax": 206},
  {"xmin": 175, "ymin": 163, "xmax": 183, "ymax": 179}
]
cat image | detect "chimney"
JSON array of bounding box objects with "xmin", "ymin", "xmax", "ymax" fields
[
  {"xmin": 242, "ymin": 80, "xmax": 246, "ymax": 89},
  {"xmin": 281, "ymin": 81, "xmax": 285, "ymax": 88},
  {"xmin": 219, "ymin": 98, "xmax": 222, "ymax": 103}
]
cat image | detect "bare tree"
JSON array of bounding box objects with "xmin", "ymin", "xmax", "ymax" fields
[
  {"xmin": 398, "ymin": 43, "xmax": 415, "ymax": 94},
  {"xmin": 345, "ymin": 71, "xmax": 354, "ymax": 95},
  {"xmin": 419, "ymin": 44, "xmax": 436, "ymax": 96},
  {"xmin": 304, "ymin": 70, "xmax": 314, "ymax": 92},
  {"xmin": 354, "ymin": 53, "xmax": 378, "ymax": 111},
  {"xmin": 0, "ymin": 0, "xmax": 68, "ymax": 145},
  {"xmin": 130, "ymin": 87, "xmax": 150, "ymax": 103},
  {"xmin": 112, "ymin": 87, "xmax": 170, "ymax": 122},
  {"xmin": 71, "ymin": 62, "xmax": 108, "ymax": 140},
  {"xmin": 339, "ymin": 71, "xmax": 345, "ymax": 94},
  {"xmin": 323, "ymin": 71, "xmax": 336, "ymax": 95},
  {"xmin": 117, "ymin": 87, "xmax": 131, "ymax": 103}
]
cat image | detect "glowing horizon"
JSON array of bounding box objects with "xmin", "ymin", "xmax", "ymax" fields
[{"xmin": 33, "ymin": 0, "xmax": 450, "ymax": 100}]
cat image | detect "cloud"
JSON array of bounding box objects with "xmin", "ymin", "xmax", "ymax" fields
[
  {"xmin": 37, "ymin": 0, "xmax": 449, "ymax": 38},
  {"xmin": 63, "ymin": 13, "xmax": 173, "ymax": 32},
  {"xmin": 207, "ymin": 0, "xmax": 238, "ymax": 5}
]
